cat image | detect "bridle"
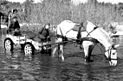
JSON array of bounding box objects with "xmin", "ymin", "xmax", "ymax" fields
[{"xmin": 105, "ymin": 46, "xmax": 117, "ymax": 61}]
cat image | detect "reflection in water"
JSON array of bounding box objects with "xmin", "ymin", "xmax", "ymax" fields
[
  {"xmin": 39, "ymin": 54, "xmax": 53, "ymax": 79},
  {"xmin": 1, "ymin": 48, "xmax": 123, "ymax": 81},
  {"xmin": 84, "ymin": 64, "xmax": 93, "ymax": 81}
]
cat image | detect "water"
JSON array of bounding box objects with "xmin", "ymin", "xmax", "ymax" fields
[{"xmin": 0, "ymin": 33, "xmax": 123, "ymax": 81}]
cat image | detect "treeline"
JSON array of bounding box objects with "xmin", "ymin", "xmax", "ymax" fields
[
  {"xmin": 30, "ymin": 0, "xmax": 123, "ymax": 29},
  {"xmin": 1, "ymin": 0, "xmax": 123, "ymax": 28}
]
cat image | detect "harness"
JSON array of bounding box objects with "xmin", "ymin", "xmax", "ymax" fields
[
  {"xmin": 106, "ymin": 46, "xmax": 117, "ymax": 61},
  {"xmin": 58, "ymin": 27, "xmax": 68, "ymax": 44},
  {"xmin": 86, "ymin": 26, "xmax": 98, "ymax": 37},
  {"xmin": 39, "ymin": 26, "xmax": 46, "ymax": 34},
  {"xmin": 80, "ymin": 37, "xmax": 99, "ymax": 43},
  {"xmin": 57, "ymin": 23, "xmax": 99, "ymax": 45},
  {"xmin": 76, "ymin": 25, "xmax": 99, "ymax": 44}
]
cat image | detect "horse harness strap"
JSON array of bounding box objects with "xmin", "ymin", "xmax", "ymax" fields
[
  {"xmin": 80, "ymin": 37, "xmax": 99, "ymax": 44},
  {"xmin": 59, "ymin": 27, "xmax": 63, "ymax": 36},
  {"xmin": 56, "ymin": 27, "xmax": 68, "ymax": 45},
  {"xmin": 65, "ymin": 28, "xmax": 73, "ymax": 35},
  {"xmin": 40, "ymin": 26, "xmax": 46, "ymax": 34},
  {"xmin": 87, "ymin": 26, "xmax": 98, "ymax": 36}
]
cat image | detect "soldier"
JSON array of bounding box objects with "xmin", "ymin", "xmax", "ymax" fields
[
  {"xmin": 8, "ymin": 9, "xmax": 18, "ymax": 28},
  {"xmin": 7, "ymin": 16, "xmax": 21, "ymax": 35},
  {"xmin": 38, "ymin": 23, "xmax": 51, "ymax": 42},
  {"xmin": 7, "ymin": 9, "xmax": 21, "ymax": 35}
]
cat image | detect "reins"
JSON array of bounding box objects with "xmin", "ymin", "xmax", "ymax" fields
[{"xmin": 86, "ymin": 26, "xmax": 98, "ymax": 37}]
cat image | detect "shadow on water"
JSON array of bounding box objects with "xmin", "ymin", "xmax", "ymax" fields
[{"xmin": 0, "ymin": 33, "xmax": 123, "ymax": 81}]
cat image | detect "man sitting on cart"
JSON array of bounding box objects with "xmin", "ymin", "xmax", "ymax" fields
[
  {"xmin": 33, "ymin": 23, "xmax": 51, "ymax": 43},
  {"xmin": 39, "ymin": 23, "xmax": 51, "ymax": 42},
  {"xmin": 7, "ymin": 16, "xmax": 21, "ymax": 36},
  {"xmin": 7, "ymin": 9, "xmax": 21, "ymax": 36}
]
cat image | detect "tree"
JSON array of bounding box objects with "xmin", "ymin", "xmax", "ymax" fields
[{"xmin": 23, "ymin": 0, "xmax": 33, "ymax": 22}]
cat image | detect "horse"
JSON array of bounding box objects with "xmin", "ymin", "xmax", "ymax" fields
[
  {"xmin": 52, "ymin": 20, "xmax": 119, "ymax": 66},
  {"xmin": 108, "ymin": 22, "xmax": 123, "ymax": 36}
]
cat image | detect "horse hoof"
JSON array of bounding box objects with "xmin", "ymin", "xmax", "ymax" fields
[
  {"xmin": 58, "ymin": 55, "xmax": 64, "ymax": 62},
  {"xmin": 61, "ymin": 56, "xmax": 64, "ymax": 61}
]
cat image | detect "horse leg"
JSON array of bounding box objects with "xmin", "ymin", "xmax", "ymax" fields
[
  {"xmin": 58, "ymin": 44, "xmax": 64, "ymax": 61},
  {"xmin": 83, "ymin": 41, "xmax": 89, "ymax": 62},
  {"xmin": 52, "ymin": 46, "xmax": 58, "ymax": 57},
  {"xmin": 83, "ymin": 41, "xmax": 94, "ymax": 62},
  {"xmin": 52, "ymin": 38, "xmax": 59, "ymax": 57},
  {"xmin": 52, "ymin": 38, "xmax": 63, "ymax": 59},
  {"xmin": 88, "ymin": 45, "xmax": 94, "ymax": 62}
]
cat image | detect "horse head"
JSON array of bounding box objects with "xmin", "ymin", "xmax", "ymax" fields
[
  {"xmin": 85, "ymin": 21, "xmax": 119, "ymax": 66},
  {"xmin": 48, "ymin": 25, "xmax": 57, "ymax": 37},
  {"xmin": 105, "ymin": 44, "xmax": 119, "ymax": 66}
]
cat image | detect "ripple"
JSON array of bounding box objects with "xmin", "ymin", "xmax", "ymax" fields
[{"xmin": 0, "ymin": 34, "xmax": 123, "ymax": 81}]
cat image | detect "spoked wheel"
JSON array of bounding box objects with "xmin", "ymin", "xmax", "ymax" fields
[
  {"xmin": 4, "ymin": 38, "xmax": 13, "ymax": 52},
  {"xmin": 24, "ymin": 43, "xmax": 34, "ymax": 57}
]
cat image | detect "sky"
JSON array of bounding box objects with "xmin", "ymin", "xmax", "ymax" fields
[
  {"xmin": 7, "ymin": 0, "xmax": 123, "ymax": 4},
  {"xmin": 7, "ymin": 0, "xmax": 42, "ymax": 3},
  {"xmin": 71, "ymin": 0, "xmax": 123, "ymax": 5},
  {"xmin": 97, "ymin": 0, "xmax": 123, "ymax": 4}
]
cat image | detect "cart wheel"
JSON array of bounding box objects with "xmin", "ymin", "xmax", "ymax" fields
[
  {"xmin": 4, "ymin": 38, "xmax": 13, "ymax": 52},
  {"xmin": 24, "ymin": 43, "xmax": 34, "ymax": 57}
]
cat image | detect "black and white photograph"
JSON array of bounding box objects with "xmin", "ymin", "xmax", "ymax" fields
[{"xmin": 0, "ymin": 0, "xmax": 123, "ymax": 81}]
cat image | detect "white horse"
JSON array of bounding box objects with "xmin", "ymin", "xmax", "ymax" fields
[
  {"xmin": 109, "ymin": 22, "xmax": 123, "ymax": 36},
  {"xmin": 52, "ymin": 20, "xmax": 119, "ymax": 66}
]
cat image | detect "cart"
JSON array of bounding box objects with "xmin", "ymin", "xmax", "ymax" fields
[{"xmin": 4, "ymin": 34, "xmax": 52, "ymax": 56}]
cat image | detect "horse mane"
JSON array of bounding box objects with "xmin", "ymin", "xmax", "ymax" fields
[{"xmin": 86, "ymin": 21, "xmax": 97, "ymax": 32}]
